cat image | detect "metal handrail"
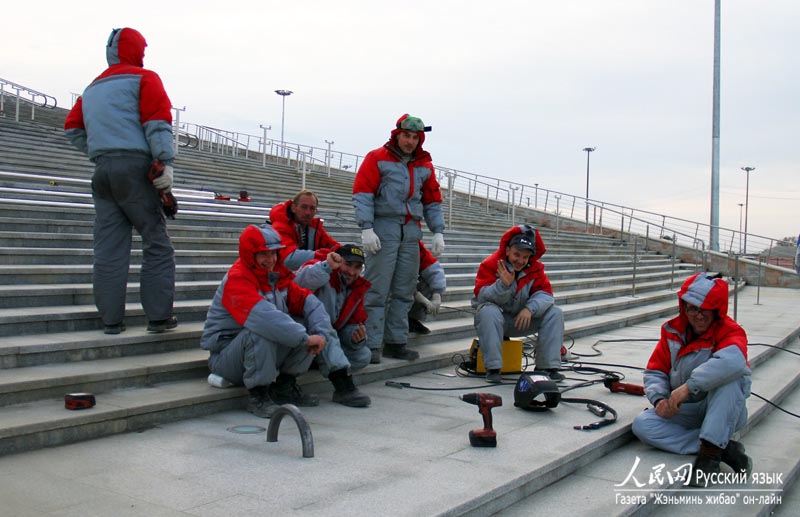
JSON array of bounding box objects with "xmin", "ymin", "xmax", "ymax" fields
[
  {"xmin": 108, "ymin": 112, "xmax": 789, "ymax": 261},
  {"xmin": 0, "ymin": 77, "xmax": 58, "ymax": 122}
]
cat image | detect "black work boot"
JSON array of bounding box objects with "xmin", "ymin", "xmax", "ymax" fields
[
  {"xmin": 328, "ymin": 368, "xmax": 371, "ymax": 407},
  {"xmin": 370, "ymin": 348, "xmax": 382, "ymax": 364},
  {"xmin": 721, "ymin": 440, "xmax": 753, "ymax": 475},
  {"xmin": 689, "ymin": 440, "xmax": 723, "ymax": 487},
  {"xmin": 246, "ymin": 386, "xmax": 278, "ymax": 418},
  {"xmin": 268, "ymin": 373, "xmax": 320, "ymax": 407},
  {"xmin": 383, "ymin": 343, "xmax": 419, "ymax": 361},
  {"xmin": 485, "ymin": 369, "xmax": 503, "ymax": 383}
]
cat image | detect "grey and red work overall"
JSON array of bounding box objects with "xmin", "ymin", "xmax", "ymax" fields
[{"xmin": 64, "ymin": 28, "xmax": 175, "ymax": 327}]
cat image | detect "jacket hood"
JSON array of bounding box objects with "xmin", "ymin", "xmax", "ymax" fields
[
  {"xmin": 677, "ymin": 272, "xmax": 729, "ymax": 318},
  {"xmin": 238, "ymin": 224, "xmax": 286, "ymax": 269},
  {"xmin": 106, "ymin": 27, "xmax": 147, "ymax": 67},
  {"xmin": 498, "ymin": 224, "xmax": 546, "ymax": 264}
]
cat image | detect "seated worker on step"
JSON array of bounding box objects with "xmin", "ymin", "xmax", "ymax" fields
[
  {"xmin": 408, "ymin": 241, "xmax": 446, "ymax": 335},
  {"xmin": 200, "ymin": 224, "xmax": 366, "ymax": 418},
  {"xmin": 472, "ymin": 224, "xmax": 565, "ymax": 384},
  {"xmin": 268, "ymin": 189, "xmax": 340, "ymax": 271},
  {"xmin": 294, "ymin": 244, "xmax": 372, "ymax": 407},
  {"xmin": 632, "ymin": 272, "xmax": 752, "ymax": 487}
]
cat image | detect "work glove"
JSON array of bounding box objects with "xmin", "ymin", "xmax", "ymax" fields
[
  {"xmin": 430, "ymin": 293, "xmax": 442, "ymax": 316},
  {"xmin": 431, "ymin": 232, "xmax": 445, "ymax": 257},
  {"xmin": 152, "ymin": 164, "xmax": 174, "ymax": 192},
  {"xmin": 414, "ymin": 291, "xmax": 433, "ymax": 313},
  {"xmin": 361, "ymin": 228, "xmax": 381, "ymax": 254}
]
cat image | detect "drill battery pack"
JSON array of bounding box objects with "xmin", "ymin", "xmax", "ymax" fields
[{"xmin": 469, "ymin": 338, "xmax": 523, "ymax": 374}]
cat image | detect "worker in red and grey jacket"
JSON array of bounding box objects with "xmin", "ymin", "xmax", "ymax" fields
[
  {"xmin": 352, "ymin": 114, "xmax": 445, "ymax": 363},
  {"xmin": 200, "ymin": 225, "xmax": 366, "ymax": 416},
  {"xmin": 64, "ymin": 27, "xmax": 176, "ymax": 335},
  {"xmin": 295, "ymin": 244, "xmax": 373, "ymax": 408},
  {"xmin": 408, "ymin": 241, "xmax": 447, "ymax": 335},
  {"xmin": 472, "ymin": 224, "xmax": 564, "ymax": 383},
  {"xmin": 268, "ymin": 190, "xmax": 340, "ymax": 270},
  {"xmin": 632, "ymin": 272, "xmax": 752, "ymax": 487}
]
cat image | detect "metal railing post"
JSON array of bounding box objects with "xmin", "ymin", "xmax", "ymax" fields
[
  {"xmin": 172, "ymin": 106, "xmax": 185, "ymax": 155},
  {"xmin": 631, "ymin": 237, "xmax": 639, "ymax": 298},
  {"xmin": 510, "ymin": 185, "xmax": 519, "ymax": 225},
  {"xmin": 670, "ymin": 234, "xmax": 677, "ymax": 290},
  {"xmin": 325, "ymin": 139, "xmax": 334, "ymax": 177},
  {"xmin": 733, "ymin": 253, "xmax": 739, "ymax": 321},
  {"xmin": 756, "ymin": 256, "xmax": 763, "ymax": 305},
  {"xmin": 554, "ymin": 195, "xmax": 561, "ymax": 238},
  {"xmin": 260, "ymin": 124, "xmax": 271, "ymax": 167},
  {"xmin": 447, "ymin": 172, "xmax": 455, "ymax": 230}
]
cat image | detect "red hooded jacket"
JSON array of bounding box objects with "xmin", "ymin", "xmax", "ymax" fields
[
  {"xmin": 643, "ymin": 273, "xmax": 750, "ymax": 405},
  {"xmin": 473, "ymin": 225, "xmax": 550, "ymax": 298}
]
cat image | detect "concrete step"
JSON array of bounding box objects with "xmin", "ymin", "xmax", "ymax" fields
[
  {"xmin": 0, "ymin": 280, "xmax": 221, "ymax": 308},
  {"xmin": 499, "ymin": 302, "xmax": 800, "ymax": 516},
  {"xmin": 0, "ymin": 264, "xmax": 230, "ymax": 286},
  {"xmin": 0, "ymin": 271, "xmax": 693, "ymax": 337}
]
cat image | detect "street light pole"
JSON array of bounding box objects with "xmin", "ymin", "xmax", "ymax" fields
[
  {"xmin": 737, "ymin": 203, "xmax": 744, "ymax": 253},
  {"xmin": 274, "ymin": 89, "xmax": 293, "ymax": 156},
  {"xmin": 582, "ymin": 147, "xmax": 596, "ymax": 225},
  {"xmin": 741, "ymin": 166, "xmax": 755, "ymax": 254}
]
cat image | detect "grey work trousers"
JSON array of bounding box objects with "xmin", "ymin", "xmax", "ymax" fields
[
  {"xmin": 631, "ymin": 377, "xmax": 750, "ymax": 454},
  {"xmin": 363, "ymin": 219, "xmax": 421, "ymax": 349},
  {"xmin": 91, "ymin": 155, "xmax": 175, "ymax": 325},
  {"xmin": 209, "ymin": 330, "xmax": 314, "ymax": 390},
  {"xmin": 474, "ymin": 302, "xmax": 564, "ymax": 371}
]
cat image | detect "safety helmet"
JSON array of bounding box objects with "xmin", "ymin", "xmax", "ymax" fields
[{"xmin": 514, "ymin": 372, "xmax": 561, "ymax": 411}]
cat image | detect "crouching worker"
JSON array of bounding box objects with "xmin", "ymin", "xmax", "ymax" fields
[
  {"xmin": 200, "ymin": 224, "xmax": 358, "ymax": 418},
  {"xmin": 472, "ymin": 224, "xmax": 565, "ymax": 383},
  {"xmin": 295, "ymin": 244, "xmax": 372, "ymax": 407},
  {"xmin": 408, "ymin": 241, "xmax": 446, "ymax": 335},
  {"xmin": 632, "ymin": 272, "xmax": 752, "ymax": 487}
]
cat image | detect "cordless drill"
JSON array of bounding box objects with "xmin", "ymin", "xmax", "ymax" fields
[
  {"xmin": 148, "ymin": 159, "xmax": 178, "ymax": 219},
  {"xmin": 460, "ymin": 393, "xmax": 503, "ymax": 447},
  {"xmin": 603, "ymin": 374, "xmax": 645, "ymax": 396}
]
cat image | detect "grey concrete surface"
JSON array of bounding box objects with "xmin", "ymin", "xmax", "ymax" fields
[{"xmin": 0, "ymin": 286, "xmax": 797, "ymax": 516}]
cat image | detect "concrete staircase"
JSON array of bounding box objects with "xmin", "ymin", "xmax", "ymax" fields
[{"xmin": 1, "ymin": 112, "xmax": 797, "ymax": 515}]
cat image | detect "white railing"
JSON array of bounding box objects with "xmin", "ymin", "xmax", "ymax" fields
[{"xmin": 0, "ymin": 77, "xmax": 58, "ymax": 122}]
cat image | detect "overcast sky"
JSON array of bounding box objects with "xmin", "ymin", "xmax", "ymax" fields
[{"xmin": 5, "ymin": 0, "xmax": 798, "ymax": 241}]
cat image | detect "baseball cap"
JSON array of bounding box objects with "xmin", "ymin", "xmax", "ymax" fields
[
  {"xmin": 508, "ymin": 234, "xmax": 536, "ymax": 253},
  {"xmin": 397, "ymin": 114, "xmax": 432, "ymax": 132},
  {"xmin": 336, "ymin": 244, "xmax": 365, "ymax": 264}
]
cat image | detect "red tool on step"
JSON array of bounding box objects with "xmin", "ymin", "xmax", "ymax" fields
[
  {"xmin": 460, "ymin": 392, "xmax": 503, "ymax": 447},
  {"xmin": 603, "ymin": 374, "xmax": 645, "ymax": 396}
]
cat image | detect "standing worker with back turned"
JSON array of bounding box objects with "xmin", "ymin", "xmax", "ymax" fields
[
  {"xmin": 64, "ymin": 27, "xmax": 177, "ymax": 334},
  {"xmin": 352, "ymin": 114, "xmax": 445, "ymax": 364}
]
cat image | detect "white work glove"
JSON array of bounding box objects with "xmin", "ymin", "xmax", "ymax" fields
[
  {"xmin": 414, "ymin": 291, "xmax": 433, "ymax": 313},
  {"xmin": 152, "ymin": 165, "xmax": 174, "ymax": 192},
  {"xmin": 430, "ymin": 293, "xmax": 442, "ymax": 316},
  {"xmin": 361, "ymin": 228, "xmax": 381, "ymax": 254},
  {"xmin": 431, "ymin": 232, "xmax": 445, "ymax": 257}
]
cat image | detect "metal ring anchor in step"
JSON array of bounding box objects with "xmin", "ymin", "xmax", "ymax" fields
[{"xmin": 266, "ymin": 404, "xmax": 314, "ymax": 458}]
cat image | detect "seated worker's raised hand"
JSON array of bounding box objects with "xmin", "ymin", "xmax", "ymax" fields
[{"xmin": 306, "ymin": 334, "xmax": 326, "ymax": 356}]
